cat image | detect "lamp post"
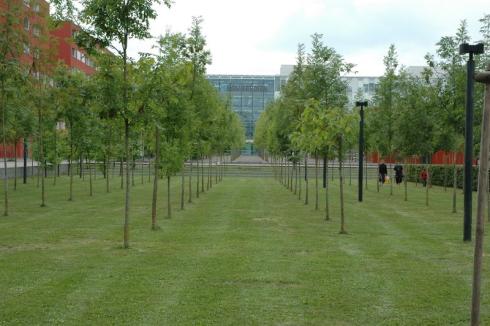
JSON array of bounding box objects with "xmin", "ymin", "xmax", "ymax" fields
[
  {"xmin": 356, "ymin": 100, "xmax": 368, "ymax": 202},
  {"xmin": 459, "ymin": 42, "xmax": 484, "ymax": 242}
]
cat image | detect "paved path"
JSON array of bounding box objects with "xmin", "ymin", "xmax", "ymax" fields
[{"xmin": 231, "ymin": 155, "xmax": 267, "ymax": 164}]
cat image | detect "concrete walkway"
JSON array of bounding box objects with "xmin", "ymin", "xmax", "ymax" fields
[{"xmin": 231, "ymin": 155, "xmax": 268, "ymax": 164}]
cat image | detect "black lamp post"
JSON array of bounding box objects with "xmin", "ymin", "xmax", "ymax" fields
[
  {"xmin": 356, "ymin": 100, "xmax": 368, "ymax": 202},
  {"xmin": 459, "ymin": 42, "xmax": 484, "ymax": 242}
]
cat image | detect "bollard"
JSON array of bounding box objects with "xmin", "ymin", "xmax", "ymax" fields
[{"xmin": 470, "ymin": 64, "xmax": 490, "ymax": 326}]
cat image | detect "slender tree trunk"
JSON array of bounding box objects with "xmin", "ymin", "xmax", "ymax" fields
[
  {"xmin": 180, "ymin": 161, "xmax": 185, "ymax": 210},
  {"xmin": 425, "ymin": 163, "xmax": 430, "ymax": 207},
  {"xmin": 188, "ymin": 160, "xmax": 193, "ymax": 203},
  {"xmin": 296, "ymin": 160, "xmax": 303, "ymax": 200},
  {"xmin": 131, "ymin": 157, "xmax": 135, "ymax": 187},
  {"xmin": 148, "ymin": 157, "xmax": 151, "ymax": 182},
  {"xmin": 120, "ymin": 157, "xmax": 123, "ymax": 190},
  {"xmin": 304, "ymin": 155, "xmax": 309, "ymax": 205},
  {"xmin": 39, "ymin": 108, "xmax": 45, "ymax": 207},
  {"xmin": 470, "ymin": 83, "xmax": 490, "ymax": 326},
  {"xmin": 443, "ymin": 152, "xmax": 448, "ymax": 192},
  {"xmin": 69, "ymin": 137, "xmax": 73, "ymax": 201},
  {"xmin": 14, "ymin": 145, "xmax": 17, "ymax": 191},
  {"xmin": 151, "ymin": 128, "xmax": 160, "ymax": 230},
  {"xmin": 325, "ymin": 156, "xmax": 329, "ymax": 221},
  {"xmin": 349, "ymin": 154, "xmax": 352, "ymax": 186},
  {"xmin": 453, "ymin": 152, "xmax": 457, "ymax": 214},
  {"xmin": 31, "ymin": 149, "xmax": 34, "ymax": 181},
  {"xmin": 315, "ymin": 155, "xmax": 319, "ymax": 210},
  {"xmin": 365, "ymin": 153, "xmax": 368, "ymax": 190},
  {"xmin": 339, "ymin": 145, "xmax": 346, "ymax": 233},
  {"xmin": 404, "ymin": 162, "xmax": 408, "ymax": 202},
  {"xmin": 196, "ymin": 158, "xmax": 200, "ymax": 198},
  {"xmin": 294, "ymin": 162, "xmax": 297, "ymax": 195},
  {"xmin": 89, "ymin": 159, "xmax": 93, "ymax": 197},
  {"xmin": 106, "ymin": 152, "xmax": 110, "ymax": 194},
  {"xmin": 123, "ymin": 119, "xmax": 130, "ymax": 249},
  {"xmin": 390, "ymin": 162, "xmax": 393, "ymax": 195},
  {"xmin": 1, "ymin": 86, "xmax": 8, "ymax": 215},
  {"xmin": 207, "ymin": 157, "xmax": 210, "ymax": 190},
  {"xmin": 201, "ymin": 157, "xmax": 204, "ymax": 193},
  {"xmin": 166, "ymin": 175, "xmax": 171, "ymax": 219}
]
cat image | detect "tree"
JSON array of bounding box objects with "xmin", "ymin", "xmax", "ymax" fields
[{"xmin": 76, "ymin": 0, "xmax": 172, "ymax": 248}]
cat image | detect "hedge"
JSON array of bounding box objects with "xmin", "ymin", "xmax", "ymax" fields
[{"xmin": 401, "ymin": 164, "xmax": 484, "ymax": 191}]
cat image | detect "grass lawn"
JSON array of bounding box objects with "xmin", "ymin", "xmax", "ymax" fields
[{"xmin": 0, "ymin": 172, "xmax": 489, "ymax": 325}]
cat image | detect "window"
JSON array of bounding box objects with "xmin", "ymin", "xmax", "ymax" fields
[
  {"xmin": 23, "ymin": 0, "xmax": 30, "ymax": 7},
  {"xmin": 33, "ymin": 2, "xmax": 40, "ymax": 12},
  {"xmin": 33, "ymin": 48, "xmax": 40, "ymax": 59},
  {"xmin": 71, "ymin": 48, "xmax": 76, "ymax": 58},
  {"xmin": 23, "ymin": 17, "xmax": 30, "ymax": 31},
  {"xmin": 33, "ymin": 25, "xmax": 40, "ymax": 37},
  {"xmin": 23, "ymin": 43, "xmax": 30, "ymax": 55}
]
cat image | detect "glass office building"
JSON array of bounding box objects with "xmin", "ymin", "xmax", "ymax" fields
[{"xmin": 207, "ymin": 75, "xmax": 281, "ymax": 154}]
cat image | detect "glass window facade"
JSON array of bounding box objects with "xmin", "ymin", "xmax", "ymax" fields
[{"xmin": 207, "ymin": 75, "xmax": 279, "ymax": 144}]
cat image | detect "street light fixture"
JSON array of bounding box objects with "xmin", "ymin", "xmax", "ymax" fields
[
  {"xmin": 356, "ymin": 100, "xmax": 368, "ymax": 202},
  {"xmin": 459, "ymin": 42, "xmax": 484, "ymax": 242}
]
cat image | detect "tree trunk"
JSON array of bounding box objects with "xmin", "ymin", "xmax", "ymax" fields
[
  {"xmin": 1, "ymin": 85, "xmax": 8, "ymax": 215},
  {"xmin": 425, "ymin": 163, "xmax": 430, "ymax": 207},
  {"xmin": 166, "ymin": 175, "xmax": 171, "ymax": 219},
  {"xmin": 188, "ymin": 160, "xmax": 193, "ymax": 203},
  {"xmin": 196, "ymin": 158, "xmax": 200, "ymax": 198},
  {"xmin": 89, "ymin": 159, "xmax": 93, "ymax": 197},
  {"xmin": 106, "ymin": 153, "xmax": 110, "ymax": 193},
  {"xmin": 39, "ymin": 108, "xmax": 45, "ymax": 207},
  {"xmin": 390, "ymin": 162, "xmax": 393, "ymax": 195},
  {"xmin": 298, "ymin": 158, "xmax": 302, "ymax": 200},
  {"xmin": 443, "ymin": 152, "xmax": 448, "ymax": 192},
  {"xmin": 207, "ymin": 156, "xmax": 210, "ymax": 190},
  {"xmin": 294, "ymin": 161, "xmax": 297, "ymax": 195},
  {"xmin": 180, "ymin": 161, "xmax": 185, "ymax": 210},
  {"xmin": 120, "ymin": 157, "xmax": 124, "ymax": 190},
  {"xmin": 365, "ymin": 153, "xmax": 368, "ymax": 190},
  {"xmin": 315, "ymin": 155, "xmax": 319, "ymax": 210},
  {"xmin": 69, "ymin": 139, "xmax": 73, "ymax": 201},
  {"xmin": 151, "ymin": 128, "xmax": 160, "ymax": 230},
  {"xmin": 123, "ymin": 118, "xmax": 130, "ymax": 249},
  {"xmin": 339, "ymin": 144, "xmax": 346, "ymax": 234},
  {"xmin": 31, "ymin": 147, "xmax": 34, "ymax": 181},
  {"xmin": 131, "ymin": 157, "xmax": 135, "ymax": 187},
  {"xmin": 470, "ymin": 82, "xmax": 490, "ymax": 326},
  {"xmin": 148, "ymin": 157, "xmax": 151, "ymax": 182},
  {"xmin": 14, "ymin": 144, "xmax": 17, "ymax": 191},
  {"xmin": 404, "ymin": 162, "xmax": 408, "ymax": 202},
  {"xmin": 325, "ymin": 156, "xmax": 330, "ymax": 221},
  {"xmin": 453, "ymin": 153, "xmax": 457, "ymax": 214},
  {"xmin": 304, "ymin": 155, "xmax": 308, "ymax": 205},
  {"xmin": 201, "ymin": 157, "xmax": 205, "ymax": 193}
]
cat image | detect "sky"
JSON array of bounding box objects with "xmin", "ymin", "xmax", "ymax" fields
[{"xmin": 128, "ymin": 0, "xmax": 489, "ymax": 77}]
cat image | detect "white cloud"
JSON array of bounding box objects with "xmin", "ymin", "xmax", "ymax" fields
[{"xmin": 127, "ymin": 0, "xmax": 489, "ymax": 76}]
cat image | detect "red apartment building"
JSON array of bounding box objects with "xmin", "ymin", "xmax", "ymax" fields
[{"xmin": 0, "ymin": 0, "xmax": 95, "ymax": 159}]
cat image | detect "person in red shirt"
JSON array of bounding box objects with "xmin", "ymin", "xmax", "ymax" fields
[{"xmin": 420, "ymin": 169, "xmax": 428, "ymax": 187}]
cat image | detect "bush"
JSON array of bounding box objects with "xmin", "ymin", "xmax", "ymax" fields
[{"xmin": 403, "ymin": 164, "xmax": 483, "ymax": 191}]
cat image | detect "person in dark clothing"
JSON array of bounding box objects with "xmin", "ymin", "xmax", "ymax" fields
[
  {"xmin": 378, "ymin": 161, "xmax": 387, "ymax": 184},
  {"xmin": 394, "ymin": 164, "xmax": 403, "ymax": 184}
]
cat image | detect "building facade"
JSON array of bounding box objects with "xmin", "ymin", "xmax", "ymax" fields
[
  {"xmin": 0, "ymin": 0, "xmax": 98, "ymax": 158},
  {"xmin": 207, "ymin": 75, "xmax": 281, "ymax": 154}
]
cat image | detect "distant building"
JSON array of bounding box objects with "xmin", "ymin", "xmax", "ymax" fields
[
  {"xmin": 0, "ymin": 0, "xmax": 101, "ymax": 158},
  {"xmin": 50, "ymin": 21, "xmax": 96, "ymax": 75},
  {"xmin": 207, "ymin": 75, "xmax": 281, "ymax": 154}
]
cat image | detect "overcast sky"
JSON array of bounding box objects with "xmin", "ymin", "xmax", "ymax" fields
[{"xmin": 128, "ymin": 0, "xmax": 489, "ymax": 76}]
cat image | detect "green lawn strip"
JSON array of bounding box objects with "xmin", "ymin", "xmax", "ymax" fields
[{"xmin": 0, "ymin": 174, "xmax": 490, "ymax": 325}]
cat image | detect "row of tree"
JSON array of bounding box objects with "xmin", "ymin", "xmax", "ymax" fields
[
  {"xmin": 254, "ymin": 17, "xmax": 490, "ymax": 231},
  {"xmin": 0, "ymin": 0, "xmax": 245, "ymax": 248}
]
